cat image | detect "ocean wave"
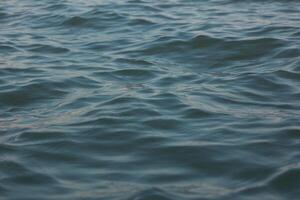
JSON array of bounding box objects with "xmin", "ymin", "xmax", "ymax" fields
[{"xmin": 1, "ymin": 0, "xmax": 300, "ymax": 199}]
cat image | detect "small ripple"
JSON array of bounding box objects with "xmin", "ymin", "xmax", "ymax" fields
[
  {"xmin": 127, "ymin": 188, "xmax": 178, "ymax": 200},
  {"xmin": 0, "ymin": 45, "xmax": 19, "ymax": 53},
  {"xmin": 64, "ymin": 75, "xmax": 101, "ymax": 88},
  {"xmin": 0, "ymin": 160, "xmax": 58, "ymax": 186},
  {"xmin": 274, "ymin": 47, "xmax": 300, "ymax": 58},
  {"xmin": 0, "ymin": 81, "xmax": 68, "ymax": 107},
  {"xmin": 28, "ymin": 44, "xmax": 70, "ymax": 54},
  {"xmin": 135, "ymin": 35, "xmax": 221, "ymax": 55},
  {"xmin": 235, "ymin": 165, "xmax": 300, "ymax": 198},
  {"xmin": 238, "ymin": 74, "xmax": 293, "ymax": 93},
  {"xmin": 84, "ymin": 9, "xmax": 125, "ymax": 21},
  {"xmin": 114, "ymin": 58, "xmax": 154, "ymax": 66},
  {"xmin": 70, "ymin": 116, "xmax": 125, "ymax": 127},
  {"xmin": 0, "ymin": 11, "xmax": 7, "ymax": 19},
  {"xmin": 118, "ymin": 108, "xmax": 161, "ymax": 118},
  {"xmin": 142, "ymin": 118, "xmax": 182, "ymax": 130},
  {"xmin": 62, "ymin": 16, "xmax": 88, "ymax": 27},
  {"xmin": 273, "ymin": 69, "xmax": 300, "ymax": 82},
  {"xmin": 125, "ymin": 35, "xmax": 285, "ymax": 65},
  {"xmin": 0, "ymin": 67, "xmax": 45, "ymax": 75},
  {"xmin": 275, "ymin": 127, "xmax": 300, "ymax": 140},
  {"xmin": 112, "ymin": 68, "xmax": 159, "ymax": 80},
  {"xmin": 1, "ymin": 173, "xmax": 57, "ymax": 186},
  {"xmin": 101, "ymin": 96, "xmax": 140, "ymax": 106},
  {"xmin": 127, "ymin": 18, "xmax": 157, "ymax": 26},
  {"xmin": 42, "ymin": 3, "xmax": 69, "ymax": 11},
  {"xmin": 181, "ymin": 108, "xmax": 214, "ymax": 119},
  {"xmin": 269, "ymin": 167, "xmax": 300, "ymax": 194},
  {"xmin": 11, "ymin": 130, "xmax": 68, "ymax": 145}
]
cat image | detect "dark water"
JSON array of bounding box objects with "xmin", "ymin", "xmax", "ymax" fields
[{"xmin": 1, "ymin": 0, "xmax": 300, "ymax": 199}]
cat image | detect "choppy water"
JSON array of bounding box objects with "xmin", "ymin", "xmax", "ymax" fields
[{"xmin": 1, "ymin": 0, "xmax": 300, "ymax": 199}]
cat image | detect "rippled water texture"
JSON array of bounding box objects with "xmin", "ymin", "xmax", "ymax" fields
[{"xmin": 1, "ymin": 0, "xmax": 300, "ymax": 199}]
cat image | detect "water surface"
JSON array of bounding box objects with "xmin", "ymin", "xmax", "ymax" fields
[{"xmin": 1, "ymin": 0, "xmax": 300, "ymax": 199}]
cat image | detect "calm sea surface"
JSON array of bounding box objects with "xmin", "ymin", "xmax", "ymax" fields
[{"xmin": 1, "ymin": 0, "xmax": 300, "ymax": 199}]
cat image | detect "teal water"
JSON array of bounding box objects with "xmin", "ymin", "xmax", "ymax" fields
[{"xmin": 1, "ymin": 0, "xmax": 300, "ymax": 199}]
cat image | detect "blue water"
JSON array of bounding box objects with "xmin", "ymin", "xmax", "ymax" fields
[{"xmin": 1, "ymin": 0, "xmax": 300, "ymax": 199}]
